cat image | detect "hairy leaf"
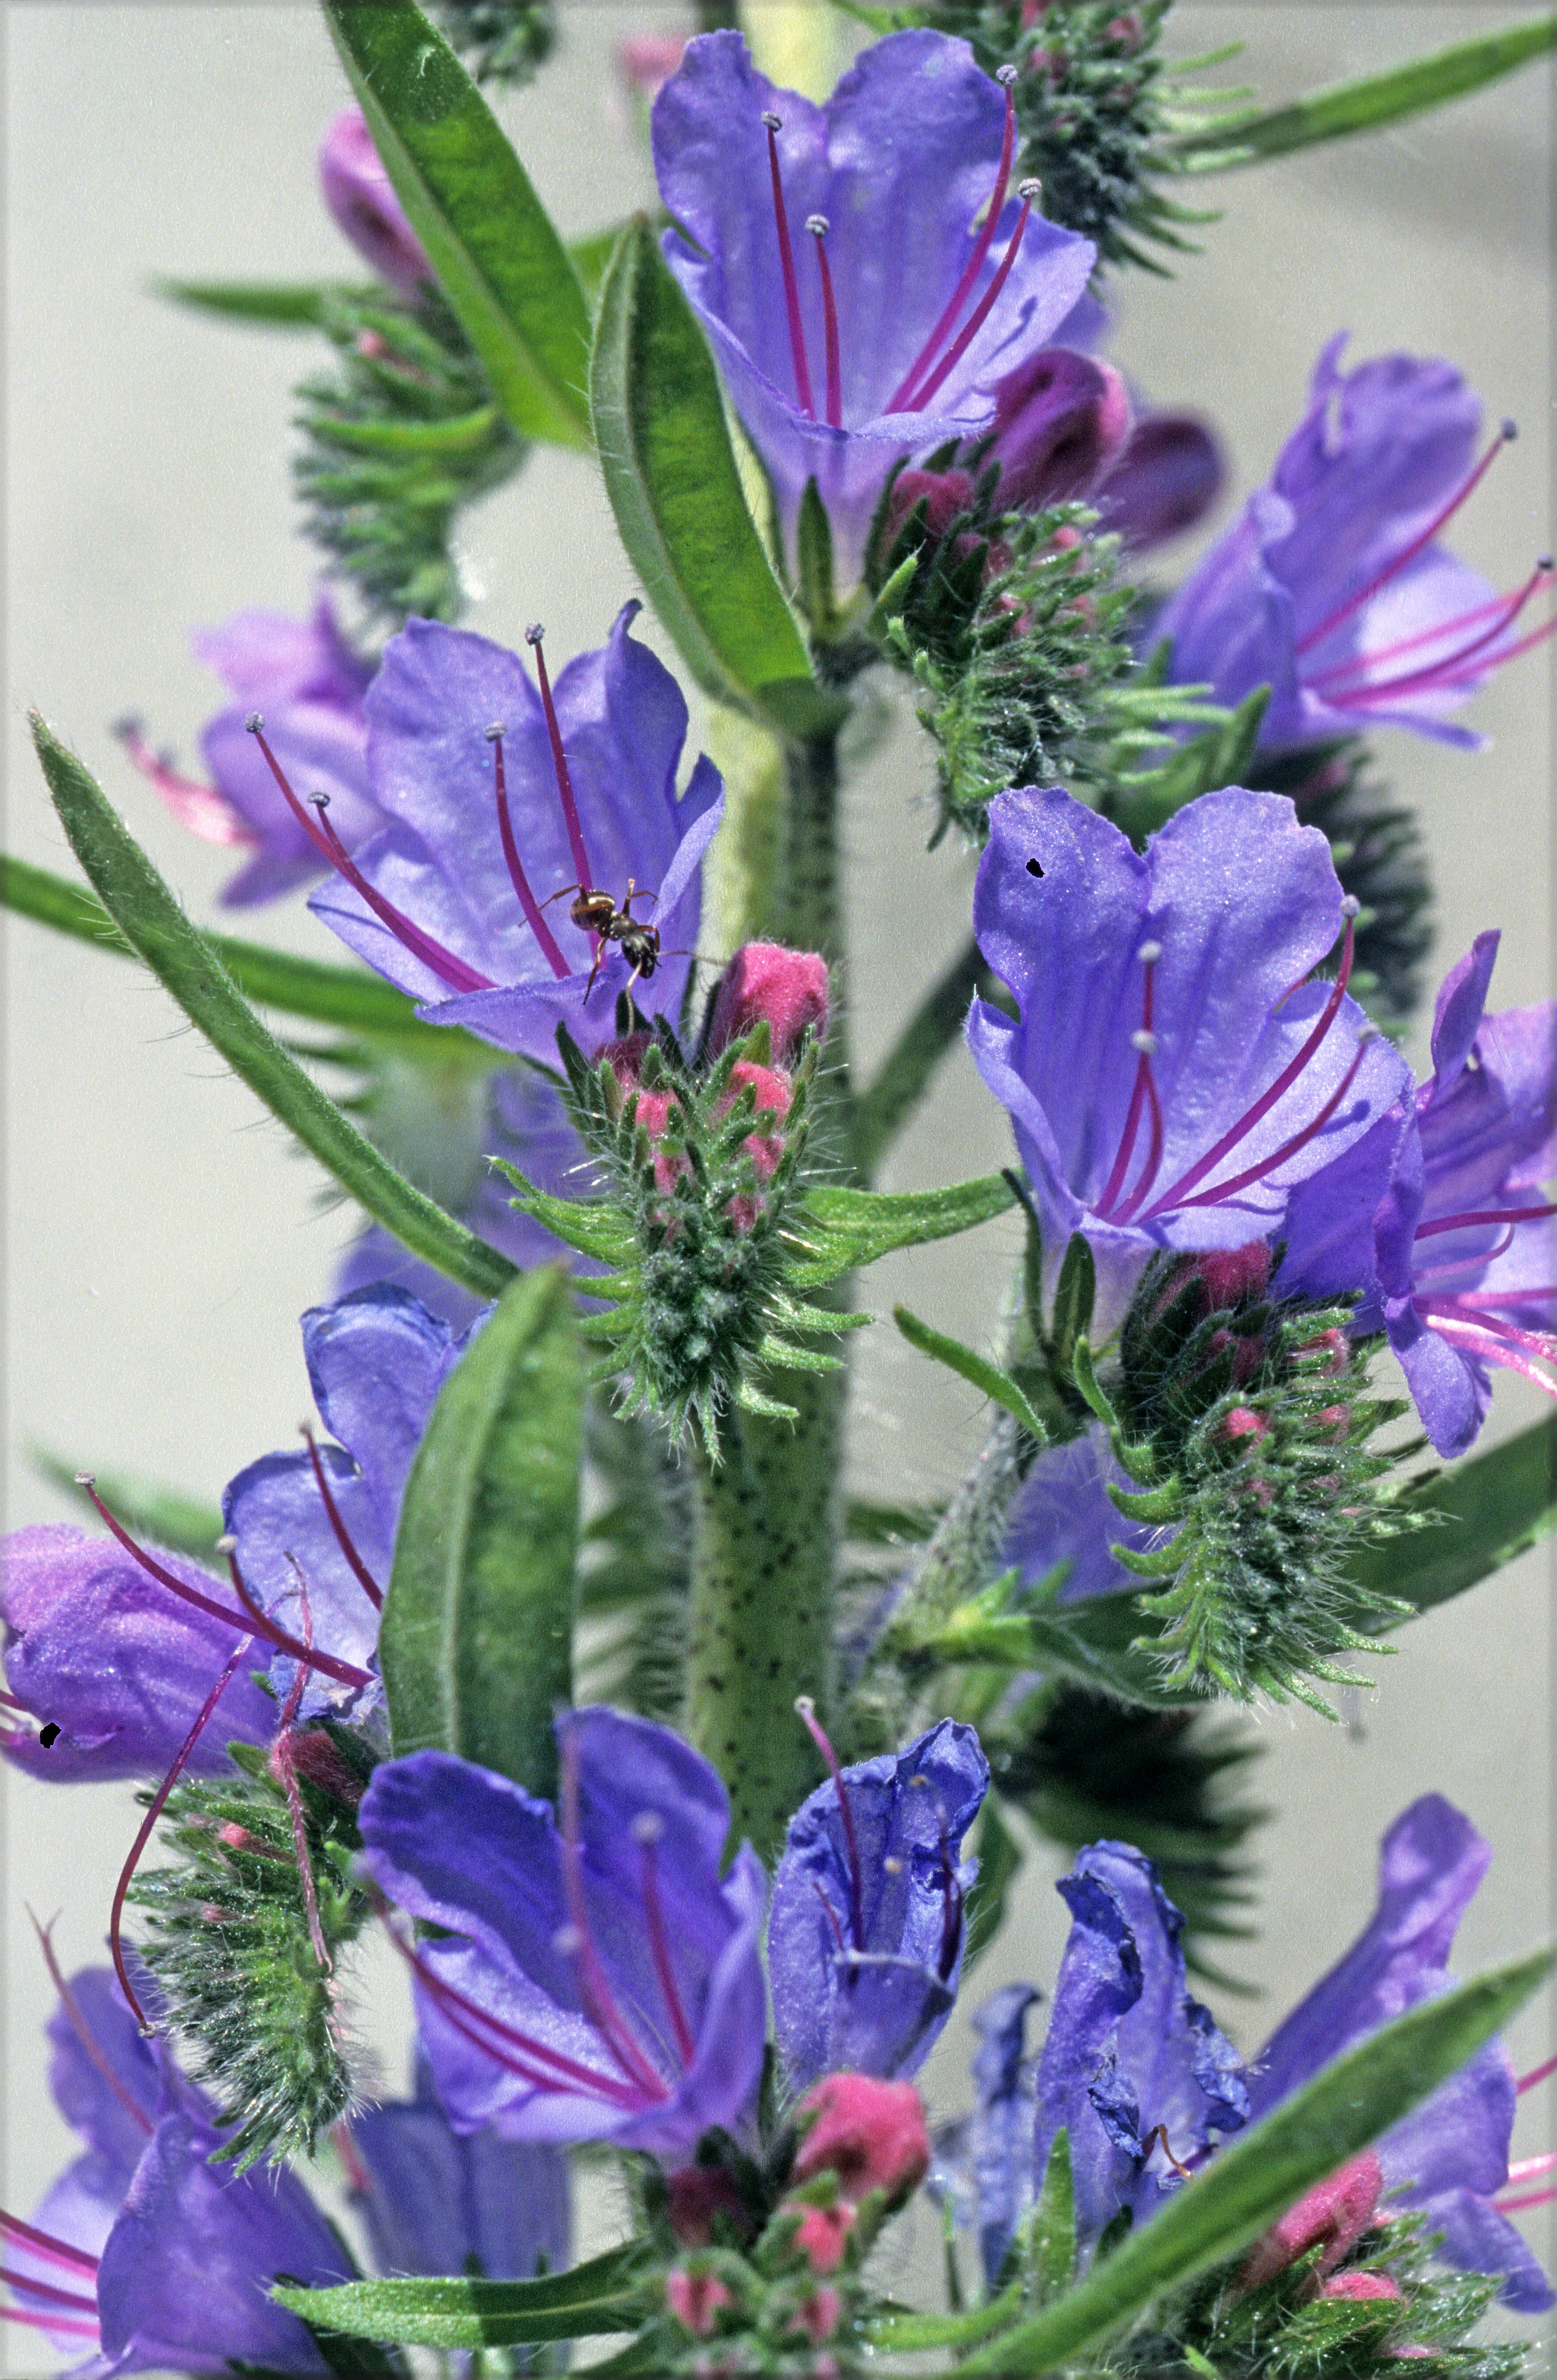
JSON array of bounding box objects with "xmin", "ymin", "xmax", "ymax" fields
[
  {"xmin": 895, "ymin": 1304, "xmax": 1049, "ymax": 1441},
  {"xmin": 788, "ymin": 1172, "xmax": 1018, "ymax": 1286},
  {"xmin": 275, "ymin": 2244, "xmax": 653, "ymax": 2347}
]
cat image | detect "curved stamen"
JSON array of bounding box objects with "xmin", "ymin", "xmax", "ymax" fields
[
  {"xmin": 1320, "ymin": 570, "xmax": 1554, "ymax": 708},
  {"xmin": 1495, "ymin": 2183, "xmax": 1557, "ymax": 2216},
  {"xmin": 1305, "ymin": 562, "xmax": 1552, "ymax": 697},
  {"xmin": 1416, "ymin": 1201, "xmax": 1557, "ymax": 1242},
  {"xmin": 1, "ymin": 2305, "xmax": 101, "ymax": 2341},
  {"xmin": 0, "ymin": 1689, "xmax": 29, "ymax": 1712},
  {"xmin": 302, "ymin": 1429, "xmax": 384, "ymax": 1612},
  {"xmin": 115, "ymin": 718, "xmax": 256, "ymax": 849},
  {"xmin": 762, "ymin": 112, "xmax": 815, "ymax": 417},
  {"xmin": 1519, "ymin": 2054, "xmax": 1557, "ymax": 2093},
  {"xmin": 633, "ymin": 1813, "xmax": 697, "ymax": 2067},
  {"xmin": 0, "ymin": 2214, "xmax": 98, "ymax": 2276},
  {"xmin": 1294, "ymin": 421, "xmax": 1516, "ymax": 659},
  {"xmin": 1411, "ymin": 1229, "xmax": 1518, "ymax": 1286},
  {"xmin": 811, "ymin": 1877, "xmax": 849, "ymax": 1957},
  {"xmin": 1421, "ymin": 608, "xmax": 1557, "ymax": 687},
  {"xmin": 246, "ymin": 720, "xmax": 491, "ymax": 995},
  {"xmin": 1140, "ymin": 906, "xmax": 1357, "ymax": 1219},
  {"xmin": 1139, "ymin": 2123, "xmax": 1193, "ymax": 2181},
  {"xmin": 795, "ymin": 1696, "xmax": 865, "ymax": 1952},
  {"xmin": 1507, "ymin": 2152, "xmax": 1557, "ymax": 2184},
  {"xmin": 909, "ymin": 179, "xmax": 1042, "ymax": 415},
  {"xmin": 80, "ymin": 1481, "xmax": 373, "ymax": 1692},
  {"xmin": 557, "ymin": 1738, "xmax": 671, "ymax": 2100},
  {"xmin": 1097, "ymin": 945, "xmax": 1169, "ymax": 1224},
  {"xmin": 110, "ymin": 1634, "xmax": 255, "ymax": 2031},
  {"xmin": 888, "ymin": 68, "xmax": 1017, "ymax": 412},
  {"xmin": 1165, "ymin": 1035, "xmax": 1373, "ymax": 1217},
  {"xmin": 29, "ymin": 1909, "xmax": 153, "ymax": 2138},
  {"xmin": 807, "ymin": 216, "xmax": 843, "ymax": 430},
  {"xmin": 0, "ymin": 2268, "xmax": 99, "ymax": 2315},
  {"xmin": 1419, "ymin": 1312, "xmax": 1557, "ymax": 1399},
  {"xmin": 486, "ymin": 725, "xmax": 570, "ymax": 980}
]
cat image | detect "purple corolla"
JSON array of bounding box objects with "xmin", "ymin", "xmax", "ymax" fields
[
  {"xmin": 1157, "ymin": 337, "xmax": 1555, "ymax": 752},
  {"xmin": 117, "ymin": 596, "xmax": 378, "ymax": 908},
  {"xmin": 967, "ymin": 783, "xmax": 1411, "ymax": 1333},
  {"xmin": 1001, "ymin": 1424, "xmax": 1170, "ymax": 1604},
  {"xmin": 318, "ymin": 107, "xmax": 433, "ymax": 298},
  {"xmin": 287, "ymin": 603, "xmax": 723, "ymax": 1065},
  {"xmin": 653, "ymin": 30, "xmax": 1095, "ymax": 579},
  {"xmin": 1246, "ymin": 1794, "xmax": 1553, "ymax": 2313},
  {"xmin": 768, "ymin": 1717, "xmax": 989, "ymax": 2093},
  {"xmin": 1032, "ymin": 1841, "xmax": 1249, "ymax": 2259},
  {"xmin": 927, "ymin": 1982, "xmax": 1042, "ymax": 2289},
  {"xmin": 355, "ymin": 1710, "xmax": 767, "ymax": 2158}
]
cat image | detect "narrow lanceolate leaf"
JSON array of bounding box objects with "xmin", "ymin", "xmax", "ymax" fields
[
  {"xmin": 894, "ymin": 1306, "xmax": 1049, "ymax": 1442},
  {"xmin": 590, "ymin": 218, "xmax": 836, "ymax": 739},
  {"xmin": 1172, "ymin": 15, "xmax": 1557, "ymax": 170},
  {"xmin": 1349, "ymin": 1416, "xmax": 1556, "ymax": 1622},
  {"xmin": 788, "ymin": 1172, "xmax": 1019, "ymax": 1287},
  {"xmin": 322, "ymin": 0, "xmax": 591, "ymax": 448},
  {"xmin": 154, "ymin": 277, "xmax": 367, "ymax": 327},
  {"xmin": 29, "ymin": 718, "xmax": 514, "ymax": 1303},
  {"xmin": 955, "ymin": 1947, "xmax": 1554, "ymax": 2373},
  {"xmin": 2, "ymin": 850, "xmax": 489, "ymax": 1061},
  {"xmin": 274, "ymin": 2244, "xmax": 653, "ymax": 2347},
  {"xmin": 381, "ymin": 1266, "xmax": 581, "ymax": 1799}
]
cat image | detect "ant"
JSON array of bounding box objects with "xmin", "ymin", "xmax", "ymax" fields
[{"xmin": 543, "ymin": 877, "xmax": 661, "ymax": 1001}]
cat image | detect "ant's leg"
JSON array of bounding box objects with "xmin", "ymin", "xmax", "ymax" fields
[
  {"xmin": 540, "ymin": 882, "xmax": 584, "ymax": 912},
  {"xmin": 582, "ymin": 942, "xmax": 605, "ymax": 1002}
]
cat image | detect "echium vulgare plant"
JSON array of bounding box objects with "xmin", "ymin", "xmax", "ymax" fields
[{"xmin": 5, "ymin": 5, "xmax": 1556, "ymax": 2376}]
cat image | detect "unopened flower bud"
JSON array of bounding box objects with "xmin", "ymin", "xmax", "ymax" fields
[
  {"xmin": 988, "ymin": 348, "xmax": 1132, "ymax": 515},
  {"xmin": 664, "ymin": 2164, "xmax": 751, "ymax": 2247},
  {"xmin": 317, "ymin": 108, "xmax": 432, "ymax": 298},
  {"xmin": 709, "ymin": 942, "xmax": 829, "ymax": 1066},
  {"xmin": 616, "ymin": 32, "xmax": 687, "ymax": 104},
  {"xmin": 791, "ymin": 2072, "xmax": 931, "ymax": 2206},
  {"xmin": 1235, "ymin": 2150, "xmax": 1382, "ymax": 2296},
  {"xmin": 879, "ymin": 466, "xmax": 978, "ymax": 554},
  {"xmin": 665, "ymin": 2266, "xmax": 733, "ymax": 2337},
  {"xmin": 791, "ymin": 2283, "xmax": 842, "ymax": 2342},
  {"xmin": 792, "ymin": 2201, "xmax": 854, "ymax": 2274}
]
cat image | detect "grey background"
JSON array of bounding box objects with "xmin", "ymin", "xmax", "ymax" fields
[{"xmin": 4, "ymin": 2, "xmax": 1552, "ymax": 2358}]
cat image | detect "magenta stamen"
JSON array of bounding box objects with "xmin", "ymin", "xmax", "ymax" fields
[
  {"xmin": 1, "ymin": 2305, "xmax": 101, "ymax": 2341},
  {"xmin": 80, "ymin": 1481, "xmax": 372, "ymax": 1691},
  {"xmin": 634, "ymin": 1816, "xmax": 697, "ymax": 2067},
  {"xmin": 763, "ymin": 113, "xmax": 815, "ymax": 417},
  {"xmin": 888, "ymin": 71, "xmax": 1017, "ymax": 412},
  {"xmin": 1416, "ymin": 1201, "xmax": 1557, "ymax": 1242},
  {"xmin": 0, "ymin": 2213, "xmax": 98, "ymax": 2277},
  {"xmin": 811, "ymin": 1877, "xmax": 849, "ymax": 1957},
  {"xmin": 1495, "ymin": 2183, "xmax": 1557, "ymax": 2215},
  {"xmin": 936, "ymin": 1827, "xmax": 963, "ymax": 1983},
  {"xmin": 0, "ymin": 1688, "xmax": 28, "ymax": 1711},
  {"xmin": 310, "ymin": 797, "xmax": 495, "ymax": 995},
  {"xmin": 1294, "ymin": 421, "xmax": 1515, "ymax": 658},
  {"xmin": 556, "ymin": 1737, "xmax": 670, "ymax": 2100},
  {"xmin": 115, "ymin": 719, "xmax": 256, "ymax": 849},
  {"xmin": 1411, "ymin": 1229, "xmax": 1518, "ymax": 1285},
  {"xmin": 303, "ymin": 1429, "xmax": 384, "ymax": 1611},
  {"xmin": 1428, "ymin": 608, "xmax": 1557, "ymax": 684},
  {"xmin": 808, "ymin": 218, "xmax": 843, "ymax": 430},
  {"xmin": 333, "ymin": 2122, "xmax": 373, "ymax": 2196},
  {"xmin": 1318, "ymin": 572, "xmax": 1554, "ymax": 708},
  {"xmin": 0, "ymin": 2268, "xmax": 100, "ymax": 2315},
  {"xmin": 488, "ymin": 726, "xmax": 570, "ymax": 980},
  {"xmin": 909, "ymin": 180, "xmax": 1040, "ymax": 415},
  {"xmin": 524, "ymin": 626, "xmax": 597, "ymax": 905},
  {"xmin": 1421, "ymin": 1313, "xmax": 1557, "ymax": 1399},
  {"xmin": 110, "ymin": 1633, "xmax": 255, "ymax": 2032},
  {"xmin": 1507, "ymin": 2152, "xmax": 1557, "ymax": 2183},
  {"xmin": 1168, "ymin": 1036, "xmax": 1373, "ymax": 1216},
  {"xmin": 1141, "ymin": 910, "xmax": 1356, "ymax": 1218},
  {"xmin": 795, "ymin": 1696, "xmax": 865, "ymax": 1951},
  {"xmin": 1305, "ymin": 565, "xmax": 1551, "ymax": 696},
  {"xmin": 1519, "ymin": 2054, "xmax": 1557, "ymax": 2093},
  {"xmin": 29, "ymin": 1910, "xmax": 153, "ymax": 2139},
  {"xmin": 273, "ymin": 1564, "xmax": 332, "ymax": 1974}
]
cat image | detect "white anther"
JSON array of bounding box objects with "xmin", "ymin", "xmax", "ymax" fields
[
  {"xmin": 1017, "ymin": 177, "xmax": 1042, "ymax": 200},
  {"xmin": 484, "ymin": 721, "xmax": 505, "ymax": 742},
  {"xmin": 524, "ymin": 622, "xmax": 545, "ymax": 646},
  {"xmin": 215, "ymin": 1534, "xmax": 238, "ymax": 1554},
  {"xmin": 311, "ymin": 793, "xmax": 332, "ymax": 811},
  {"xmin": 245, "ymin": 711, "xmax": 264, "ymax": 734},
  {"xmin": 882, "ymin": 1856, "xmax": 905, "ymax": 1876},
  {"xmin": 794, "ymin": 1694, "xmax": 817, "ymax": 1721},
  {"xmin": 909, "ymin": 1773, "xmax": 929, "ymax": 1790},
  {"xmin": 1340, "ymin": 894, "xmax": 1362, "ymax": 919},
  {"xmin": 996, "ymin": 62, "xmax": 1019, "ymax": 85},
  {"xmin": 806, "ymin": 213, "xmax": 829, "ymax": 238},
  {"xmin": 553, "ymin": 1923, "xmax": 583, "ymax": 1958},
  {"xmin": 1136, "ymin": 940, "xmax": 1162, "ymax": 966},
  {"xmin": 631, "ymin": 1810, "xmax": 665, "ymax": 1846},
  {"xmin": 761, "ymin": 110, "xmax": 783, "ymax": 131},
  {"xmin": 74, "ymin": 1470, "xmax": 96, "ymax": 1488},
  {"xmin": 1131, "ymin": 1029, "xmax": 1157, "ymax": 1055}
]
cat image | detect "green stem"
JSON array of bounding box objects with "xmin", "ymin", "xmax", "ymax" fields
[{"xmin": 853, "ymin": 935, "xmax": 990, "ymax": 1180}]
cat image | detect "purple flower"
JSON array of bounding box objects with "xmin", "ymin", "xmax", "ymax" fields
[
  {"xmin": 653, "ymin": 30, "xmax": 1096, "ymax": 580},
  {"xmin": 318, "ymin": 107, "xmax": 433, "ymax": 298},
  {"xmin": 355, "ymin": 1711, "xmax": 768, "ymax": 2157},
  {"xmin": 0, "ymin": 1525, "xmax": 276, "ymax": 1782},
  {"xmin": 117, "ymin": 596, "xmax": 378, "ymax": 908},
  {"xmin": 967, "ymin": 783, "xmax": 1411, "ymax": 1333},
  {"xmin": 299, "ymin": 603, "xmax": 724, "ymax": 1065},
  {"xmin": 767, "ymin": 1719, "xmax": 989, "ymax": 2093},
  {"xmin": 928, "ymin": 1983, "xmax": 1041, "ymax": 2290},
  {"xmin": 1032, "ymin": 1841, "xmax": 1248, "ymax": 2259},
  {"xmin": 3, "ymin": 1964, "xmax": 351, "ymax": 2375},
  {"xmin": 1246, "ymin": 1794, "xmax": 1553, "ymax": 2314},
  {"xmin": 1157, "ymin": 337, "xmax": 1554, "ymax": 752},
  {"xmin": 224, "ymin": 1284, "xmax": 475, "ymax": 1718},
  {"xmin": 1001, "ymin": 1424, "xmax": 1171, "ymax": 1604},
  {"xmin": 344, "ymin": 2052, "xmax": 570, "ymax": 2283},
  {"xmin": 1092, "ymin": 411, "xmax": 1224, "ymax": 553}
]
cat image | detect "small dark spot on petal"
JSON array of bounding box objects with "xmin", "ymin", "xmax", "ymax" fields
[
  {"xmin": 1026, "ymin": 857, "xmax": 1044, "ymax": 878},
  {"xmin": 38, "ymin": 1722, "xmax": 61, "ymax": 1748}
]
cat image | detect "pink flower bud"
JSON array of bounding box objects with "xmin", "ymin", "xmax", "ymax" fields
[
  {"xmin": 1319, "ymin": 2270, "xmax": 1403, "ymax": 2302},
  {"xmin": 988, "ymin": 348, "xmax": 1132, "ymax": 514},
  {"xmin": 665, "ymin": 2165, "xmax": 751, "ymax": 2247},
  {"xmin": 1221, "ymin": 1406, "xmax": 1269, "ymax": 1445},
  {"xmin": 792, "ymin": 2073, "xmax": 931, "ymax": 2206},
  {"xmin": 617, "ymin": 33, "xmax": 688, "ymax": 103},
  {"xmin": 1236, "ymin": 2150, "xmax": 1383, "ymax": 2295},
  {"xmin": 792, "ymin": 2201, "xmax": 854, "ymax": 2274},
  {"xmin": 665, "ymin": 2266, "xmax": 733, "ymax": 2337},
  {"xmin": 318, "ymin": 108, "xmax": 433, "ymax": 298},
  {"xmin": 791, "ymin": 2283, "xmax": 842, "ymax": 2343},
  {"xmin": 709, "ymin": 944, "xmax": 829, "ymax": 1066},
  {"xmin": 880, "ymin": 467, "xmax": 977, "ymax": 555}
]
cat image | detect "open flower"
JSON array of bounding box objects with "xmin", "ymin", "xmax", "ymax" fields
[
  {"xmin": 1001, "ymin": 1424, "xmax": 1169, "ymax": 1605},
  {"xmin": 967, "ymin": 783, "xmax": 1410, "ymax": 1331},
  {"xmin": 927, "ymin": 1983, "xmax": 1041, "ymax": 2290},
  {"xmin": 355, "ymin": 1710, "xmax": 767, "ymax": 2157},
  {"xmin": 1157, "ymin": 337, "xmax": 1554, "ymax": 752},
  {"xmin": 300, "ymin": 603, "xmax": 724, "ymax": 1063},
  {"xmin": 653, "ymin": 30, "xmax": 1095, "ymax": 579},
  {"xmin": 768, "ymin": 1717, "xmax": 989, "ymax": 2092}
]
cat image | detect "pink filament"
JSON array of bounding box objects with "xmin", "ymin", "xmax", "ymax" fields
[
  {"xmin": 116, "ymin": 720, "xmax": 256, "ymax": 849},
  {"xmin": 526, "ymin": 630, "xmax": 597, "ymax": 905},
  {"xmin": 30, "ymin": 1910, "xmax": 153, "ymax": 2138},
  {"xmin": 1416, "ymin": 1201, "xmax": 1557, "ymax": 1242},
  {"xmin": 1169, "ymin": 1036, "xmax": 1373, "ymax": 1216},
  {"xmin": 1421, "ymin": 1312, "xmax": 1557, "ymax": 1399},
  {"xmin": 795, "ymin": 1697, "xmax": 865, "ymax": 1952},
  {"xmin": 1295, "ymin": 423, "xmax": 1514, "ymax": 659},
  {"xmin": 888, "ymin": 78, "xmax": 1016, "ymax": 413},
  {"xmin": 490, "ymin": 730, "xmax": 570, "ymax": 979},
  {"xmin": 909, "ymin": 185, "xmax": 1038, "ymax": 415},
  {"xmin": 0, "ymin": 2268, "xmax": 99, "ymax": 2316},
  {"xmin": 1506, "ymin": 2152, "xmax": 1557, "ymax": 2183},
  {"xmin": 1496, "ymin": 2183, "xmax": 1557, "ymax": 2216},
  {"xmin": 1, "ymin": 2304, "xmax": 101, "ymax": 2341},
  {"xmin": 1519, "ymin": 2054, "xmax": 1557, "ymax": 2094},
  {"xmin": 1319, "ymin": 573, "xmax": 1554, "ymax": 708},
  {"xmin": 303, "ymin": 1430, "xmax": 384, "ymax": 1611},
  {"xmin": 811, "ymin": 224, "xmax": 843, "ymax": 430},
  {"xmin": 110, "ymin": 1634, "xmax": 256, "ymax": 2031},
  {"xmin": 764, "ymin": 117, "xmax": 815, "ymax": 417},
  {"xmin": 0, "ymin": 2214, "xmax": 98, "ymax": 2277},
  {"xmin": 638, "ymin": 1833, "xmax": 698, "ymax": 2067},
  {"xmin": 1306, "ymin": 565, "xmax": 1551, "ymax": 697},
  {"xmin": 557, "ymin": 1739, "xmax": 671, "ymax": 2099}
]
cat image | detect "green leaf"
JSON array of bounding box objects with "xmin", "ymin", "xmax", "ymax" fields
[
  {"xmin": 1350, "ymin": 1417, "xmax": 1556, "ymax": 1621},
  {"xmin": 274, "ymin": 2244, "xmax": 651, "ymax": 2348},
  {"xmin": 154, "ymin": 277, "xmax": 366, "ymax": 327},
  {"xmin": 895, "ymin": 1305, "xmax": 1049, "ymax": 1442},
  {"xmin": 2, "ymin": 850, "xmax": 491, "ymax": 1062},
  {"xmin": 590, "ymin": 219, "xmax": 835, "ymax": 737},
  {"xmin": 788, "ymin": 1172, "xmax": 1018, "ymax": 1286},
  {"xmin": 1172, "ymin": 16, "xmax": 1557, "ymax": 170},
  {"xmin": 321, "ymin": 0, "xmax": 591, "ymax": 448},
  {"xmin": 494, "ymin": 1161, "xmax": 635, "ymax": 1265},
  {"xmin": 32, "ymin": 1450, "xmax": 222, "ymax": 1564},
  {"xmin": 29, "ymin": 718, "xmax": 514, "ymax": 1304},
  {"xmin": 1030, "ymin": 2127, "xmax": 1078, "ymax": 2305},
  {"xmin": 954, "ymin": 1946, "xmax": 1553, "ymax": 2373},
  {"xmin": 381, "ymin": 1265, "xmax": 581, "ymax": 1798}
]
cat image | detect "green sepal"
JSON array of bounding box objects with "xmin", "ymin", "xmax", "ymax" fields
[
  {"xmin": 274, "ymin": 2244, "xmax": 654, "ymax": 2349},
  {"xmin": 589, "ymin": 219, "xmax": 836, "ymax": 737},
  {"xmin": 1106, "ymin": 1475, "xmax": 1185, "ymax": 1525},
  {"xmin": 321, "ymin": 0, "xmax": 591, "ymax": 448},
  {"xmin": 894, "ymin": 1305, "xmax": 1049, "ymax": 1443},
  {"xmin": 381, "ymin": 1266, "xmax": 580, "ymax": 1798},
  {"xmin": 952, "ymin": 1946, "xmax": 1554, "ymax": 2373},
  {"xmin": 787, "ymin": 1171, "xmax": 1017, "ymax": 1287},
  {"xmin": 1110, "ymin": 682, "xmax": 1272, "ymax": 838},
  {"xmin": 494, "ymin": 1159, "xmax": 636, "ymax": 1264},
  {"xmin": 29, "ymin": 720, "xmax": 515, "ymax": 1303},
  {"xmin": 1029, "ymin": 2128, "xmax": 1078, "ymax": 2304},
  {"xmin": 154, "ymin": 277, "xmax": 371, "ymax": 327},
  {"xmin": 1048, "ymin": 1231, "xmax": 1096, "ymax": 1371},
  {"xmin": 795, "ymin": 475, "xmax": 841, "ymax": 639}
]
